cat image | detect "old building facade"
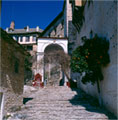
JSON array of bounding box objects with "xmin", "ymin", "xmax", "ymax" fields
[{"xmin": 0, "ymin": 28, "xmax": 28, "ymax": 119}]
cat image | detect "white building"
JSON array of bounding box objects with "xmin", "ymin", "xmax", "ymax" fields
[{"xmin": 6, "ymin": 21, "xmax": 43, "ymax": 55}]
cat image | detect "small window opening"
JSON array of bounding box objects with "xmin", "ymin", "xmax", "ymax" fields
[{"xmin": 14, "ymin": 59, "xmax": 19, "ymax": 73}]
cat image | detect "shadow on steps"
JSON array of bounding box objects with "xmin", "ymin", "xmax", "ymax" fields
[{"xmin": 69, "ymin": 88, "xmax": 117, "ymax": 120}]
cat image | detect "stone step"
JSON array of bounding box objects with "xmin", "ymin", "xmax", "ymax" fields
[
  {"xmin": 6, "ymin": 86, "xmax": 115, "ymax": 120},
  {"xmin": 25, "ymin": 100, "xmax": 88, "ymax": 104},
  {"xmin": 21, "ymin": 112, "xmax": 108, "ymax": 119}
]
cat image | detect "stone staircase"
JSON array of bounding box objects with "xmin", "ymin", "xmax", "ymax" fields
[{"xmin": 6, "ymin": 86, "xmax": 116, "ymax": 120}]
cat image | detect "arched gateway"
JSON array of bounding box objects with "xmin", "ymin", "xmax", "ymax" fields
[{"xmin": 37, "ymin": 37, "xmax": 68, "ymax": 86}]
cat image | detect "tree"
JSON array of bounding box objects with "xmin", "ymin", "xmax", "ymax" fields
[{"xmin": 71, "ymin": 34, "xmax": 110, "ymax": 106}]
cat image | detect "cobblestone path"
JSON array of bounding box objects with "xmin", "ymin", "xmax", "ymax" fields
[{"xmin": 8, "ymin": 86, "xmax": 116, "ymax": 120}]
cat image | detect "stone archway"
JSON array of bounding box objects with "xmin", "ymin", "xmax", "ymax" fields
[
  {"xmin": 44, "ymin": 44, "xmax": 64, "ymax": 86},
  {"xmin": 37, "ymin": 37, "xmax": 68, "ymax": 86}
]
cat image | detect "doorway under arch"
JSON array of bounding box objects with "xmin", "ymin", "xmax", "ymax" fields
[{"xmin": 44, "ymin": 44, "xmax": 65, "ymax": 86}]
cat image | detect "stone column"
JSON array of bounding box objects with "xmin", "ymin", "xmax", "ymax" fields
[
  {"xmin": 37, "ymin": 52, "xmax": 44, "ymax": 82},
  {"xmin": 48, "ymin": 63, "xmax": 51, "ymax": 79}
]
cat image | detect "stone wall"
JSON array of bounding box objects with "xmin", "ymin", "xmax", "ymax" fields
[
  {"xmin": 68, "ymin": 1, "xmax": 117, "ymax": 116},
  {"xmin": 0, "ymin": 29, "xmax": 26, "ymax": 117}
]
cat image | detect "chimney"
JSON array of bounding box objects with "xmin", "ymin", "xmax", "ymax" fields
[
  {"xmin": 10, "ymin": 21, "xmax": 15, "ymax": 30},
  {"xmin": 36, "ymin": 26, "xmax": 39, "ymax": 32},
  {"xmin": 26, "ymin": 26, "xmax": 29, "ymax": 32},
  {"xmin": 6, "ymin": 28, "xmax": 9, "ymax": 32}
]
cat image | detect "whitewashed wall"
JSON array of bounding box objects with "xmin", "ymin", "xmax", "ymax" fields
[{"xmin": 72, "ymin": 1, "xmax": 117, "ymax": 116}]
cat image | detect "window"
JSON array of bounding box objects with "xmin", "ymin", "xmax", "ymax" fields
[
  {"xmin": 25, "ymin": 36, "xmax": 29, "ymax": 42},
  {"xmin": 14, "ymin": 59, "xmax": 19, "ymax": 73},
  {"xmin": 20, "ymin": 36, "xmax": 23, "ymax": 42},
  {"xmin": 16, "ymin": 36, "xmax": 19, "ymax": 42},
  {"xmin": 33, "ymin": 36, "xmax": 36, "ymax": 41},
  {"xmin": 61, "ymin": 21, "xmax": 64, "ymax": 29},
  {"xmin": 48, "ymin": 33, "xmax": 50, "ymax": 37},
  {"xmin": 13, "ymin": 36, "xmax": 18, "ymax": 42},
  {"xmin": 13, "ymin": 36, "xmax": 16, "ymax": 40},
  {"xmin": 54, "ymin": 27, "xmax": 57, "ymax": 35},
  {"xmin": 27, "ymin": 45, "xmax": 33, "ymax": 51}
]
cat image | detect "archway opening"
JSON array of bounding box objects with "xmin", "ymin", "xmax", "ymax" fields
[{"xmin": 44, "ymin": 44, "xmax": 65, "ymax": 86}]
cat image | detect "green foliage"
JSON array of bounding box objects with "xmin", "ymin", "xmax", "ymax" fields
[
  {"xmin": 71, "ymin": 34, "xmax": 110, "ymax": 84},
  {"xmin": 71, "ymin": 46, "xmax": 89, "ymax": 73}
]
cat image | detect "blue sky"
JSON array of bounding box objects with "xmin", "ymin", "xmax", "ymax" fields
[{"xmin": 1, "ymin": 1, "xmax": 64, "ymax": 30}]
